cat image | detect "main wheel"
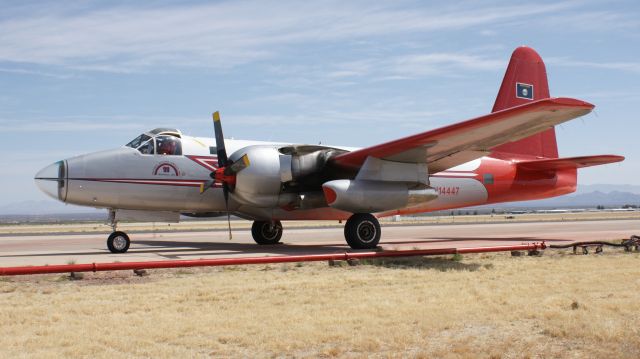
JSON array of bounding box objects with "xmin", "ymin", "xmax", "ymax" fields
[
  {"xmin": 344, "ymin": 213, "xmax": 381, "ymax": 249},
  {"xmin": 107, "ymin": 231, "xmax": 130, "ymax": 253},
  {"xmin": 251, "ymin": 220, "xmax": 283, "ymax": 245}
]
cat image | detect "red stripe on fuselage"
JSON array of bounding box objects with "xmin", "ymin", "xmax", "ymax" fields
[
  {"xmin": 68, "ymin": 178, "xmax": 222, "ymax": 188},
  {"xmin": 186, "ymin": 155, "xmax": 219, "ymax": 172}
]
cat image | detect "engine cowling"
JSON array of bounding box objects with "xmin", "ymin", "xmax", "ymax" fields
[
  {"xmin": 228, "ymin": 146, "xmax": 284, "ymax": 208},
  {"xmin": 228, "ymin": 144, "xmax": 345, "ymax": 208},
  {"xmin": 322, "ymin": 179, "xmax": 438, "ymax": 213}
]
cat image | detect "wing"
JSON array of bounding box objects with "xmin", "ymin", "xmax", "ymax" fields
[
  {"xmin": 330, "ymin": 97, "xmax": 594, "ymax": 173},
  {"xmin": 516, "ymin": 155, "xmax": 624, "ymax": 171}
]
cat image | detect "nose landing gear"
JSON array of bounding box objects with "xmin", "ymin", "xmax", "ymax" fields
[
  {"xmin": 106, "ymin": 210, "xmax": 130, "ymax": 253},
  {"xmin": 107, "ymin": 231, "xmax": 131, "ymax": 253}
]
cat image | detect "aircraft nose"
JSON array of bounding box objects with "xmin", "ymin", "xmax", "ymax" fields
[{"xmin": 34, "ymin": 161, "xmax": 67, "ymax": 202}]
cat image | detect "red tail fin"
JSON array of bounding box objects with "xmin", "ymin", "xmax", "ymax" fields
[{"xmin": 491, "ymin": 46, "xmax": 558, "ymax": 158}]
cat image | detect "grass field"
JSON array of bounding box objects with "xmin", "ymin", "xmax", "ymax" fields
[{"xmin": 1, "ymin": 250, "xmax": 639, "ymax": 358}]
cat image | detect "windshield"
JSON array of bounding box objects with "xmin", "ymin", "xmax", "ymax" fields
[
  {"xmin": 125, "ymin": 133, "xmax": 182, "ymax": 155},
  {"xmin": 138, "ymin": 138, "xmax": 155, "ymax": 154},
  {"xmin": 125, "ymin": 134, "xmax": 151, "ymax": 149}
]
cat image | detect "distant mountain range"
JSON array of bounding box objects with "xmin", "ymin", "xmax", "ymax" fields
[
  {"xmin": 497, "ymin": 190, "xmax": 640, "ymax": 209},
  {"xmin": 0, "ymin": 200, "xmax": 102, "ymax": 216},
  {"xmin": 574, "ymin": 184, "xmax": 640, "ymax": 195},
  {"xmin": 2, "ymin": 184, "xmax": 639, "ymax": 217}
]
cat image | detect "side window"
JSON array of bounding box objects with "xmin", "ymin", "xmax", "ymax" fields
[
  {"xmin": 138, "ymin": 139, "xmax": 155, "ymax": 155},
  {"xmin": 156, "ymin": 135, "xmax": 182, "ymax": 156}
]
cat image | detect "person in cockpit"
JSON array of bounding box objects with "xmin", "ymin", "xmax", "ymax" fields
[
  {"xmin": 125, "ymin": 131, "xmax": 182, "ymax": 156},
  {"xmin": 158, "ymin": 138, "xmax": 177, "ymax": 155}
]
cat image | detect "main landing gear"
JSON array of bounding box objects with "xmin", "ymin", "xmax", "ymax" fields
[
  {"xmin": 251, "ymin": 220, "xmax": 283, "ymax": 245},
  {"xmin": 344, "ymin": 213, "xmax": 381, "ymax": 249},
  {"xmin": 249, "ymin": 215, "xmax": 381, "ymax": 249}
]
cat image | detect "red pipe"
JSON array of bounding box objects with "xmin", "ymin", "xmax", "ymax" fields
[{"xmin": 0, "ymin": 242, "xmax": 545, "ymax": 276}]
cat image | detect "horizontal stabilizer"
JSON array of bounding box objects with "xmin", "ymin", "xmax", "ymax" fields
[{"xmin": 516, "ymin": 155, "xmax": 624, "ymax": 171}]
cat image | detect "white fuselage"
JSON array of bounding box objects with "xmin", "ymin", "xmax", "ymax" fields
[{"xmin": 35, "ymin": 133, "xmax": 507, "ymax": 221}]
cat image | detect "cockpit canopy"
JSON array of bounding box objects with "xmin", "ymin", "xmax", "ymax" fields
[{"xmin": 125, "ymin": 128, "xmax": 183, "ymax": 156}]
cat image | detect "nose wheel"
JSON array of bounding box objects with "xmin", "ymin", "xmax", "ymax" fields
[
  {"xmin": 344, "ymin": 213, "xmax": 381, "ymax": 249},
  {"xmin": 107, "ymin": 231, "xmax": 131, "ymax": 253},
  {"xmin": 251, "ymin": 220, "xmax": 283, "ymax": 245}
]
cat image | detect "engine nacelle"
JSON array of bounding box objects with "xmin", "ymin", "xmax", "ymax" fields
[
  {"xmin": 322, "ymin": 179, "xmax": 438, "ymax": 213},
  {"xmin": 229, "ymin": 145, "xmax": 347, "ymax": 208},
  {"xmin": 229, "ymin": 146, "xmax": 285, "ymax": 208}
]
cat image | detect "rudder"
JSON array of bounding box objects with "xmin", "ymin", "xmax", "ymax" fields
[{"xmin": 491, "ymin": 46, "xmax": 558, "ymax": 158}]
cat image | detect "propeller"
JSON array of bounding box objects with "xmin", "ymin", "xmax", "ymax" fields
[{"xmin": 199, "ymin": 111, "xmax": 250, "ymax": 240}]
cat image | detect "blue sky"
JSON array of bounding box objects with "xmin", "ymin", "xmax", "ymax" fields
[{"xmin": 1, "ymin": 0, "xmax": 639, "ymax": 206}]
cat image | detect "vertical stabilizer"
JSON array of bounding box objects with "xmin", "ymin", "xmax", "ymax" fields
[{"xmin": 491, "ymin": 46, "xmax": 558, "ymax": 158}]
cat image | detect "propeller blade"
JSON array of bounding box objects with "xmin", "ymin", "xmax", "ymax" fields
[
  {"xmin": 212, "ymin": 111, "xmax": 227, "ymax": 168},
  {"xmin": 199, "ymin": 179, "xmax": 215, "ymax": 194},
  {"xmin": 222, "ymin": 183, "xmax": 232, "ymax": 240},
  {"xmin": 225, "ymin": 154, "xmax": 250, "ymax": 175},
  {"xmin": 210, "ymin": 111, "xmax": 232, "ymax": 240}
]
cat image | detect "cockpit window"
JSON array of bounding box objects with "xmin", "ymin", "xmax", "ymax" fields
[
  {"xmin": 125, "ymin": 134, "xmax": 151, "ymax": 149},
  {"xmin": 138, "ymin": 138, "xmax": 155, "ymax": 154},
  {"xmin": 156, "ymin": 135, "xmax": 182, "ymax": 156},
  {"xmin": 125, "ymin": 133, "xmax": 181, "ymax": 155}
]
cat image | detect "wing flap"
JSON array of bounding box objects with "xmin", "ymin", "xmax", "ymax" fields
[
  {"xmin": 331, "ymin": 97, "xmax": 594, "ymax": 173},
  {"xmin": 516, "ymin": 155, "xmax": 625, "ymax": 171}
]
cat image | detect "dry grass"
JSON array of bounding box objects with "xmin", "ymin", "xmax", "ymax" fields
[{"xmin": 1, "ymin": 251, "xmax": 639, "ymax": 358}]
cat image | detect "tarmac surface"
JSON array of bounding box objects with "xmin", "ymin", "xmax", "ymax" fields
[{"xmin": 1, "ymin": 219, "xmax": 639, "ymax": 267}]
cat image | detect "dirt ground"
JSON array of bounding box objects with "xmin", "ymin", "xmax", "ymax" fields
[{"xmin": 1, "ymin": 249, "xmax": 639, "ymax": 358}]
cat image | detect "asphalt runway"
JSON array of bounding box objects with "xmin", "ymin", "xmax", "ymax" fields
[{"xmin": 1, "ymin": 219, "xmax": 639, "ymax": 267}]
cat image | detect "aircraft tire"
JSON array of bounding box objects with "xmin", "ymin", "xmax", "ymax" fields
[
  {"xmin": 107, "ymin": 231, "xmax": 130, "ymax": 253},
  {"xmin": 344, "ymin": 213, "xmax": 381, "ymax": 249},
  {"xmin": 251, "ymin": 220, "xmax": 283, "ymax": 245}
]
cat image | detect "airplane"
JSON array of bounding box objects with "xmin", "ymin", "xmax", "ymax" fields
[{"xmin": 34, "ymin": 46, "xmax": 624, "ymax": 254}]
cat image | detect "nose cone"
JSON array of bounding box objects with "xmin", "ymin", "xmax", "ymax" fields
[{"xmin": 35, "ymin": 161, "xmax": 67, "ymax": 201}]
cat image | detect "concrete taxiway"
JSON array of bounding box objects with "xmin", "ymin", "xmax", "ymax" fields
[{"xmin": 1, "ymin": 219, "xmax": 638, "ymax": 267}]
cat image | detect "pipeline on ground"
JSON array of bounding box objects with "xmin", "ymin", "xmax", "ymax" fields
[
  {"xmin": 548, "ymin": 235, "xmax": 640, "ymax": 254},
  {"xmin": 0, "ymin": 242, "xmax": 546, "ymax": 276}
]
